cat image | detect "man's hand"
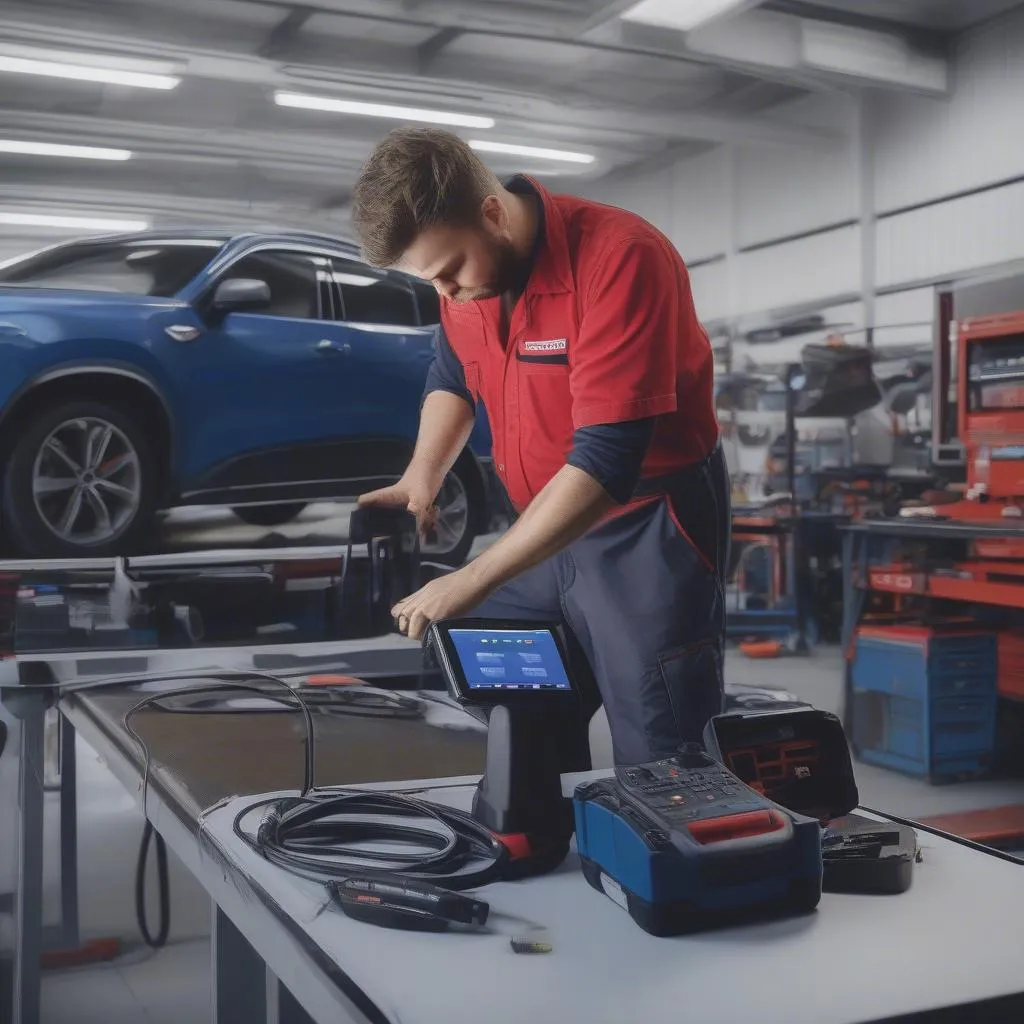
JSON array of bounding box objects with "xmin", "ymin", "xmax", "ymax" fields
[
  {"xmin": 358, "ymin": 472, "xmax": 440, "ymax": 535},
  {"xmin": 391, "ymin": 566, "xmax": 492, "ymax": 641}
]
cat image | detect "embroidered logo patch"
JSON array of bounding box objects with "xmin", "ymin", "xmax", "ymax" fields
[{"xmin": 521, "ymin": 338, "xmax": 568, "ymax": 353}]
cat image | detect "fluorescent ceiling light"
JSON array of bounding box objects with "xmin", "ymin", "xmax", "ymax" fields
[
  {"xmin": 274, "ymin": 91, "xmax": 495, "ymax": 129},
  {"xmin": 0, "ymin": 212, "xmax": 150, "ymax": 232},
  {"xmin": 621, "ymin": 0, "xmax": 759, "ymax": 33},
  {"xmin": 0, "ymin": 140, "xmax": 132, "ymax": 161},
  {"xmin": 468, "ymin": 140, "xmax": 595, "ymax": 165},
  {"xmin": 0, "ymin": 54, "xmax": 180, "ymax": 90}
]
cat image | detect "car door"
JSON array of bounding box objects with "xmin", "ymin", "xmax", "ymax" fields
[
  {"xmin": 323, "ymin": 257, "xmax": 439, "ymax": 483},
  {"xmin": 173, "ymin": 247, "xmax": 359, "ymax": 496}
]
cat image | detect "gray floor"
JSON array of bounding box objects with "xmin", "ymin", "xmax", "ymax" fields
[{"xmin": 30, "ymin": 504, "xmax": 1024, "ymax": 1021}]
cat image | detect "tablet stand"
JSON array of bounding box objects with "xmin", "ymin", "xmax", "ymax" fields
[{"xmin": 471, "ymin": 703, "xmax": 580, "ymax": 879}]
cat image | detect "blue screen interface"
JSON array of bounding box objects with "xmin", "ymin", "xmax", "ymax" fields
[{"xmin": 449, "ymin": 628, "xmax": 571, "ymax": 691}]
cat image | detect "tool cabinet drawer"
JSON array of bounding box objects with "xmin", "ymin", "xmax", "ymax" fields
[
  {"xmin": 851, "ymin": 688, "xmax": 996, "ymax": 783},
  {"xmin": 931, "ymin": 695, "xmax": 996, "ymax": 725},
  {"xmin": 928, "ymin": 642, "xmax": 997, "ymax": 683},
  {"xmin": 851, "ymin": 641, "xmax": 926, "ymax": 699},
  {"xmin": 931, "ymin": 718, "xmax": 997, "ymax": 757}
]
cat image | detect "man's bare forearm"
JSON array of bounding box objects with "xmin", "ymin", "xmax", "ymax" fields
[
  {"xmin": 467, "ymin": 464, "xmax": 614, "ymax": 594},
  {"xmin": 407, "ymin": 391, "xmax": 476, "ymax": 490}
]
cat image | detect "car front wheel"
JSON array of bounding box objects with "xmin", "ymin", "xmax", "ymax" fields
[
  {"xmin": 1, "ymin": 400, "xmax": 159, "ymax": 558},
  {"xmin": 420, "ymin": 457, "xmax": 482, "ymax": 567}
]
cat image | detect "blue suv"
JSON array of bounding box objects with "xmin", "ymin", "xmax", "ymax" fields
[{"xmin": 0, "ymin": 231, "xmax": 495, "ymax": 561}]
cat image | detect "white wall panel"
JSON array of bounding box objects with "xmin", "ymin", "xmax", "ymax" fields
[
  {"xmin": 584, "ymin": 148, "xmax": 729, "ymax": 264},
  {"xmin": 667, "ymin": 148, "xmax": 730, "ymax": 263},
  {"xmin": 587, "ymin": 163, "xmax": 674, "ymax": 233},
  {"xmin": 732, "ymin": 224, "xmax": 861, "ymax": 317},
  {"xmin": 875, "ymin": 179, "xmax": 1024, "ymax": 289},
  {"xmin": 873, "ymin": 287, "xmax": 935, "ymax": 349},
  {"xmin": 736, "ymin": 92, "xmax": 859, "ymax": 248},
  {"xmin": 873, "ymin": 6, "xmax": 1024, "ymax": 213},
  {"xmin": 688, "ymin": 259, "xmax": 730, "ymax": 325}
]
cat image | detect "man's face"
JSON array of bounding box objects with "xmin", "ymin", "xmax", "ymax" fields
[{"xmin": 400, "ymin": 196, "xmax": 523, "ymax": 303}]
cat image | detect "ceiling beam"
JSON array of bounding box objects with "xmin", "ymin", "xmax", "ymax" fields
[
  {"xmin": 762, "ymin": 1, "xmax": 950, "ymax": 49},
  {"xmin": 0, "ymin": 16, "xmax": 842, "ymax": 149},
  {"xmin": 0, "ymin": 182, "xmax": 334, "ymax": 229},
  {"xmin": 416, "ymin": 26, "xmax": 463, "ymax": 74},
  {"xmin": 230, "ymin": 0, "xmax": 845, "ymax": 91},
  {"xmin": 0, "ymin": 108, "xmax": 372, "ymax": 174},
  {"xmin": 613, "ymin": 6, "xmax": 950, "ymax": 95},
  {"xmin": 259, "ymin": 5, "xmax": 315, "ymax": 58}
]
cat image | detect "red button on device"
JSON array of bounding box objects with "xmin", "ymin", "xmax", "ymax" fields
[{"xmin": 687, "ymin": 810, "xmax": 786, "ymax": 846}]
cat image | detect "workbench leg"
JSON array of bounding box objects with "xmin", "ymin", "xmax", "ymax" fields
[
  {"xmin": 211, "ymin": 904, "xmax": 268, "ymax": 1024},
  {"xmin": 54, "ymin": 715, "xmax": 79, "ymax": 950},
  {"xmin": 12, "ymin": 695, "xmax": 46, "ymax": 1024},
  {"xmin": 268, "ymin": 975, "xmax": 317, "ymax": 1024}
]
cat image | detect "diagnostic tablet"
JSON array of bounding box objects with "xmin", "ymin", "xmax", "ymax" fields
[{"xmin": 426, "ymin": 619, "xmax": 576, "ymax": 704}]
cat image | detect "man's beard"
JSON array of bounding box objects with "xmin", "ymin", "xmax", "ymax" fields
[{"xmin": 449, "ymin": 239, "xmax": 525, "ymax": 303}]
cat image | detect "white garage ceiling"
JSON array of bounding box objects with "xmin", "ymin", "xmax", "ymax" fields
[{"xmin": 0, "ymin": 0, "xmax": 1018, "ymax": 244}]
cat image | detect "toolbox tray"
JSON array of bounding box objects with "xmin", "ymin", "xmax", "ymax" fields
[{"xmin": 821, "ymin": 813, "xmax": 918, "ymax": 895}]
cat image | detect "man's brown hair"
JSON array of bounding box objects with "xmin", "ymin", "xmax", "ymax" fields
[{"xmin": 352, "ymin": 127, "xmax": 502, "ymax": 268}]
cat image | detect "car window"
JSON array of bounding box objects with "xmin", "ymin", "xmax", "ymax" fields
[
  {"xmin": 0, "ymin": 240, "xmax": 223, "ymax": 296},
  {"xmin": 225, "ymin": 251, "xmax": 324, "ymax": 320},
  {"xmin": 332, "ymin": 259, "xmax": 418, "ymax": 327},
  {"xmin": 413, "ymin": 281, "xmax": 441, "ymax": 326}
]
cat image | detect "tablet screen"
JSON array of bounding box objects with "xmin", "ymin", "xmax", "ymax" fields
[{"xmin": 448, "ymin": 627, "xmax": 571, "ymax": 691}]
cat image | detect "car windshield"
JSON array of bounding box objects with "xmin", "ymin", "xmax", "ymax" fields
[{"xmin": 0, "ymin": 239, "xmax": 226, "ymax": 297}]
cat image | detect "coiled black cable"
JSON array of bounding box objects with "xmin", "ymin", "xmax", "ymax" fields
[{"xmin": 234, "ymin": 790, "xmax": 507, "ymax": 891}]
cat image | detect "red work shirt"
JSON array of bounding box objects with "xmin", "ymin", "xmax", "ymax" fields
[{"xmin": 440, "ymin": 178, "xmax": 718, "ymax": 513}]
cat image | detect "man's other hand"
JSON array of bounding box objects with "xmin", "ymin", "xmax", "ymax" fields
[
  {"xmin": 357, "ymin": 473, "xmax": 439, "ymax": 534},
  {"xmin": 391, "ymin": 566, "xmax": 491, "ymax": 641}
]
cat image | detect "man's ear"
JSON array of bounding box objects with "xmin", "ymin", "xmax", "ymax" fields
[{"xmin": 480, "ymin": 194, "xmax": 509, "ymax": 236}]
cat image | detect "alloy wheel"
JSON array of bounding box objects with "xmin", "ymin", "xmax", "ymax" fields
[
  {"xmin": 31, "ymin": 416, "xmax": 142, "ymax": 546},
  {"xmin": 422, "ymin": 472, "xmax": 470, "ymax": 557}
]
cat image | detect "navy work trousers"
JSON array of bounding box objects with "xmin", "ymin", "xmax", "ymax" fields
[{"xmin": 471, "ymin": 446, "xmax": 730, "ymax": 767}]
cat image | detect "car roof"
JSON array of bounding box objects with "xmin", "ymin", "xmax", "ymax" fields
[{"xmin": 73, "ymin": 228, "xmax": 362, "ymax": 254}]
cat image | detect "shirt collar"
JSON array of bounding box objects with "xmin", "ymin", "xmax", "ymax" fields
[{"xmin": 505, "ymin": 174, "xmax": 574, "ymax": 296}]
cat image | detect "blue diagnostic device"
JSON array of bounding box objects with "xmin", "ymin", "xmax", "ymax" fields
[{"xmin": 574, "ymin": 744, "xmax": 823, "ymax": 936}]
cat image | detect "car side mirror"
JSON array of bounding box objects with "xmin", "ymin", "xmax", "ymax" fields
[{"xmin": 212, "ymin": 278, "xmax": 271, "ymax": 314}]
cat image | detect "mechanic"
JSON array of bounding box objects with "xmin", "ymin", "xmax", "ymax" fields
[{"xmin": 352, "ymin": 127, "xmax": 729, "ymax": 766}]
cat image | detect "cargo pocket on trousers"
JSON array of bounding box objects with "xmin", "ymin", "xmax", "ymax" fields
[{"xmin": 658, "ymin": 639, "xmax": 725, "ymax": 745}]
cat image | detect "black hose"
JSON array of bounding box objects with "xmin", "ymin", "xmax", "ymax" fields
[{"xmin": 135, "ymin": 820, "xmax": 170, "ymax": 949}]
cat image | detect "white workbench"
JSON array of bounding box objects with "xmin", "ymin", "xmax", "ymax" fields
[{"xmin": 197, "ymin": 776, "xmax": 1024, "ymax": 1024}]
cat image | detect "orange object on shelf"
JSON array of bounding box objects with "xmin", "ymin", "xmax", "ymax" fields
[{"xmin": 305, "ymin": 674, "xmax": 365, "ymax": 686}]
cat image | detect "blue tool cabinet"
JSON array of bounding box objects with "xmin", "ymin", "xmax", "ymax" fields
[{"xmin": 850, "ymin": 627, "xmax": 997, "ymax": 782}]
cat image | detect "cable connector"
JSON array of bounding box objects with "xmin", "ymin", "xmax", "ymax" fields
[{"xmin": 256, "ymin": 803, "xmax": 284, "ymax": 849}]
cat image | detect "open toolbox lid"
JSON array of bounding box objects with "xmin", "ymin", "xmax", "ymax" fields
[{"xmin": 703, "ymin": 706, "xmax": 859, "ymax": 824}]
